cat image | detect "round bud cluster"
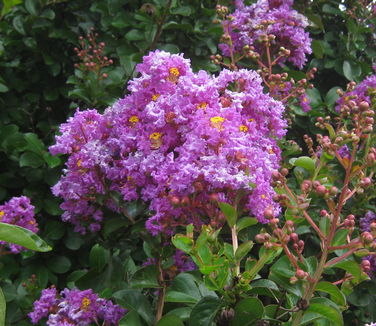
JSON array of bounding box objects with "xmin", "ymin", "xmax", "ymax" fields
[{"xmin": 74, "ymin": 28, "xmax": 113, "ymax": 79}]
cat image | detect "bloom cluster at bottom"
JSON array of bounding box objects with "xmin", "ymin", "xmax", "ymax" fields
[{"xmin": 29, "ymin": 287, "xmax": 125, "ymax": 325}]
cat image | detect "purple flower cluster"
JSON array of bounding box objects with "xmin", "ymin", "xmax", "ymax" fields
[
  {"xmin": 336, "ymin": 74, "xmax": 376, "ymax": 113},
  {"xmin": 360, "ymin": 211, "xmax": 376, "ymax": 278},
  {"xmin": 29, "ymin": 287, "xmax": 125, "ymax": 325},
  {"xmin": 220, "ymin": 0, "xmax": 312, "ymax": 69},
  {"xmin": 51, "ymin": 50, "xmax": 286, "ymax": 235},
  {"xmin": 0, "ymin": 196, "xmax": 38, "ymax": 253}
]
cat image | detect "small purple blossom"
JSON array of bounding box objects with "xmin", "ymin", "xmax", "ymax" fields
[
  {"xmin": 29, "ymin": 287, "xmax": 126, "ymax": 325},
  {"xmin": 220, "ymin": 0, "xmax": 312, "ymax": 69},
  {"xmin": 0, "ymin": 196, "xmax": 38, "ymax": 253},
  {"xmin": 360, "ymin": 211, "xmax": 376, "ymax": 232},
  {"xmin": 173, "ymin": 250, "xmax": 196, "ymax": 272},
  {"xmin": 336, "ymin": 74, "xmax": 376, "ymax": 113}
]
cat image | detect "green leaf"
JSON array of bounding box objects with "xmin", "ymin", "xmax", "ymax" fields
[
  {"xmin": 119, "ymin": 310, "xmax": 143, "ymax": 326},
  {"xmin": 342, "ymin": 60, "xmax": 361, "ymax": 81},
  {"xmin": 25, "ymin": 0, "xmax": 38, "ymax": 15},
  {"xmin": 189, "ymin": 296, "xmax": 223, "ymax": 326},
  {"xmin": 131, "ymin": 265, "xmax": 159, "ymax": 288},
  {"xmin": 157, "ymin": 315, "xmax": 184, "ymax": 326},
  {"xmin": 235, "ymin": 241, "xmax": 253, "ymax": 261},
  {"xmin": 1, "ymin": 0, "xmax": 23, "ymax": 17},
  {"xmin": 290, "ymin": 156, "xmax": 316, "ymax": 173},
  {"xmin": 0, "ymin": 222, "xmax": 51, "ymax": 252},
  {"xmin": 125, "ymin": 29, "xmax": 144, "ymax": 41},
  {"xmin": 231, "ymin": 297, "xmax": 264, "ymax": 326},
  {"xmin": 43, "ymin": 153, "xmax": 61, "ymax": 168},
  {"xmin": 170, "ymin": 6, "xmax": 193, "ymax": 16},
  {"xmin": 327, "ymin": 260, "xmax": 361, "ymax": 281},
  {"xmin": 172, "ymin": 234, "xmax": 193, "ymax": 253},
  {"xmin": 166, "ymin": 291, "xmax": 198, "ymax": 304},
  {"xmin": 218, "ymin": 202, "xmax": 237, "ymax": 227},
  {"xmin": 89, "ymin": 244, "xmax": 109, "ymax": 272},
  {"xmin": 316, "ymin": 281, "xmax": 346, "ymax": 307},
  {"xmin": 166, "ymin": 307, "xmax": 191, "ymax": 321},
  {"xmin": 114, "ymin": 289, "xmax": 154, "ymax": 326},
  {"xmin": 12, "ymin": 15, "xmax": 25, "ymax": 35},
  {"xmin": 46, "ymin": 256, "xmax": 71, "ymax": 274},
  {"xmin": 0, "ymin": 287, "xmax": 6, "ymax": 325},
  {"xmin": 236, "ymin": 217, "xmax": 258, "ymax": 232},
  {"xmin": 0, "ymin": 83, "xmax": 9, "ymax": 93},
  {"xmin": 305, "ymin": 297, "xmax": 343, "ymax": 326},
  {"xmin": 19, "ymin": 152, "xmax": 44, "ymax": 168},
  {"xmin": 312, "ymin": 40, "xmax": 324, "ymax": 59},
  {"xmin": 24, "ymin": 133, "xmax": 44, "ymax": 154},
  {"xmin": 325, "ymin": 87, "xmax": 341, "ymax": 108}
]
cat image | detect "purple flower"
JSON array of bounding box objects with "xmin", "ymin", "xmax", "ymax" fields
[
  {"xmin": 173, "ymin": 250, "xmax": 196, "ymax": 272},
  {"xmin": 51, "ymin": 50, "xmax": 287, "ymax": 234},
  {"xmin": 29, "ymin": 287, "xmax": 126, "ymax": 325},
  {"xmin": 0, "ymin": 196, "xmax": 38, "ymax": 253},
  {"xmin": 220, "ymin": 0, "xmax": 312, "ymax": 69},
  {"xmin": 360, "ymin": 211, "xmax": 376, "ymax": 232},
  {"xmin": 335, "ymin": 74, "xmax": 376, "ymax": 113}
]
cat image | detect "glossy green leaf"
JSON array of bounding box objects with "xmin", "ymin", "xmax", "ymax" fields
[
  {"xmin": 343, "ymin": 60, "xmax": 361, "ymax": 81},
  {"xmin": 305, "ymin": 297, "xmax": 343, "ymax": 326},
  {"xmin": 156, "ymin": 315, "xmax": 184, "ymax": 326},
  {"xmin": 47, "ymin": 256, "xmax": 71, "ymax": 274},
  {"xmin": 231, "ymin": 297, "xmax": 264, "ymax": 326},
  {"xmin": 328, "ymin": 260, "xmax": 362, "ymax": 281},
  {"xmin": 218, "ymin": 202, "xmax": 237, "ymax": 227},
  {"xmin": 189, "ymin": 296, "xmax": 223, "ymax": 326},
  {"xmin": 0, "ymin": 222, "xmax": 51, "ymax": 252},
  {"xmin": 290, "ymin": 156, "xmax": 316, "ymax": 173},
  {"xmin": 236, "ymin": 217, "xmax": 258, "ymax": 232},
  {"xmin": 131, "ymin": 265, "xmax": 159, "ymax": 289},
  {"xmin": 89, "ymin": 244, "xmax": 109, "ymax": 272},
  {"xmin": 172, "ymin": 234, "xmax": 193, "ymax": 253},
  {"xmin": 316, "ymin": 281, "xmax": 346, "ymax": 307},
  {"xmin": 19, "ymin": 152, "xmax": 44, "ymax": 168},
  {"xmin": 114, "ymin": 289, "xmax": 154, "ymax": 326},
  {"xmin": 312, "ymin": 40, "xmax": 324, "ymax": 59}
]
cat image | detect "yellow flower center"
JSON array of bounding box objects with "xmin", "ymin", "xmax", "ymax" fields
[
  {"xmin": 149, "ymin": 132, "xmax": 163, "ymax": 150},
  {"xmin": 169, "ymin": 67, "xmax": 180, "ymax": 77},
  {"xmin": 81, "ymin": 297, "xmax": 91, "ymax": 310},
  {"xmin": 0, "ymin": 211, "xmax": 4, "ymax": 220},
  {"xmin": 239, "ymin": 125, "xmax": 248, "ymax": 132},
  {"xmin": 152, "ymin": 94, "xmax": 160, "ymax": 101},
  {"xmin": 210, "ymin": 116, "xmax": 225, "ymax": 124},
  {"xmin": 269, "ymin": 148, "xmax": 274, "ymax": 154},
  {"xmin": 149, "ymin": 132, "xmax": 162, "ymax": 140},
  {"xmin": 210, "ymin": 116, "xmax": 225, "ymax": 130},
  {"xmin": 77, "ymin": 160, "xmax": 82, "ymax": 167},
  {"xmin": 196, "ymin": 102, "xmax": 207, "ymax": 110},
  {"xmin": 261, "ymin": 194, "xmax": 266, "ymax": 199},
  {"xmin": 248, "ymin": 118, "xmax": 254, "ymax": 122},
  {"xmin": 129, "ymin": 115, "xmax": 139, "ymax": 123}
]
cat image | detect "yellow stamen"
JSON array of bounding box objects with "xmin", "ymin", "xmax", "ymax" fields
[
  {"xmin": 269, "ymin": 148, "xmax": 274, "ymax": 154},
  {"xmin": 261, "ymin": 194, "xmax": 266, "ymax": 199},
  {"xmin": 248, "ymin": 118, "xmax": 254, "ymax": 122},
  {"xmin": 0, "ymin": 211, "xmax": 4, "ymax": 220},
  {"xmin": 149, "ymin": 132, "xmax": 163, "ymax": 150},
  {"xmin": 152, "ymin": 94, "xmax": 160, "ymax": 101},
  {"xmin": 196, "ymin": 102, "xmax": 207, "ymax": 110},
  {"xmin": 77, "ymin": 160, "xmax": 82, "ymax": 167},
  {"xmin": 81, "ymin": 297, "xmax": 91, "ymax": 310},
  {"xmin": 239, "ymin": 125, "xmax": 248, "ymax": 132},
  {"xmin": 169, "ymin": 67, "xmax": 180, "ymax": 77},
  {"xmin": 149, "ymin": 132, "xmax": 162, "ymax": 140},
  {"xmin": 129, "ymin": 115, "xmax": 139, "ymax": 123},
  {"xmin": 210, "ymin": 116, "xmax": 225, "ymax": 130}
]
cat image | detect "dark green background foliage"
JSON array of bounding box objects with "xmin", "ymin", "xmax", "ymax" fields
[{"xmin": 0, "ymin": 0, "xmax": 374, "ymax": 325}]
